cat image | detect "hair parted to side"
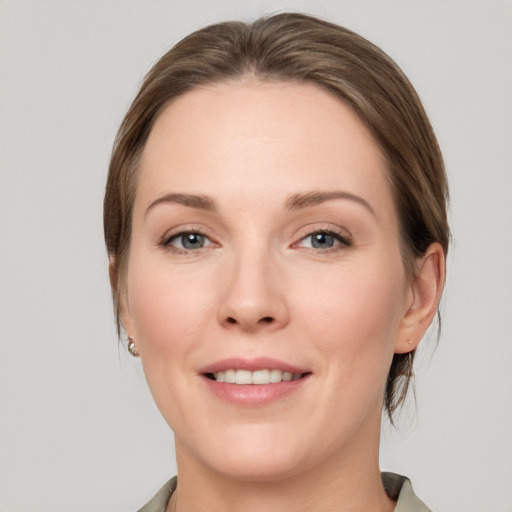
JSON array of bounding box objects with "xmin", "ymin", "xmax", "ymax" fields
[{"xmin": 104, "ymin": 13, "xmax": 450, "ymax": 421}]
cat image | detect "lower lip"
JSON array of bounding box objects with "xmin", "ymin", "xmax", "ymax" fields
[{"xmin": 201, "ymin": 375, "xmax": 310, "ymax": 406}]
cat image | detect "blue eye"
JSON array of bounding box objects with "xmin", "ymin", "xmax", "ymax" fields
[
  {"xmin": 167, "ymin": 232, "xmax": 211, "ymax": 250},
  {"xmin": 298, "ymin": 230, "xmax": 350, "ymax": 250},
  {"xmin": 310, "ymin": 232, "xmax": 336, "ymax": 249}
]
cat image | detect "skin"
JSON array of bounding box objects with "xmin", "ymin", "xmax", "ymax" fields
[{"xmin": 117, "ymin": 80, "xmax": 444, "ymax": 512}]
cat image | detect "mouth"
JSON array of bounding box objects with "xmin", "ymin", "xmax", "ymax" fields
[
  {"xmin": 199, "ymin": 358, "xmax": 311, "ymax": 405},
  {"xmin": 204, "ymin": 369, "xmax": 309, "ymax": 384}
]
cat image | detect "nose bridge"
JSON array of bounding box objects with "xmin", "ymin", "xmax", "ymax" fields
[{"xmin": 218, "ymin": 239, "xmax": 288, "ymax": 331}]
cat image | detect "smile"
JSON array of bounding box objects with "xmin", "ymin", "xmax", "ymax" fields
[
  {"xmin": 206, "ymin": 369, "xmax": 304, "ymax": 384},
  {"xmin": 200, "ymin": 358, "xmax": 311, "ymax": 405}
]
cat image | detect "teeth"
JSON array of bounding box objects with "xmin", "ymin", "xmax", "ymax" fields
[
  {"xmin": 235, "ymin": 369, "xmax": 252, "ymax": 384},
  {"xmin": 269, "ymin": 369, "xmax": 282, "ymax": 383},
  {"xmin": 252, "ymin": 369, "xmax": 270, "ymax": 384},
  {"xmin": 212, "ymin": 369, "xmax": 303, "ymax": 384}
]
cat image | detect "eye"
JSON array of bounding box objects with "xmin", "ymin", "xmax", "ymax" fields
[
  {"xmin": 296, "ymin": 230, "xmax": 351, "ymax": 250},
  {"xmin": 166, "ymin": 231, "xmax": 214, "ymax": 251}
]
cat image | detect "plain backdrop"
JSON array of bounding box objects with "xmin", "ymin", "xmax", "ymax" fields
[{"xmin": 1, "ymin": 1, "xmax": 511, "ymax": 511}]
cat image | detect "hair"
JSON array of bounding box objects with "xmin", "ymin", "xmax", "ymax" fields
[{"xmin": 104, "ymin": 12, "xmax": 449, "ymax": 421}]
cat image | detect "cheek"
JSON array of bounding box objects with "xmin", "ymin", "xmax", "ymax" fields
[
  {"xmin": 124, "ymin": 254, "xmax": 222, "ymax": 429},
  {"xmin": 126, "ymin": 253, "xmax": 217, "ymax": 359},
  {"xmin": 295, "ymin": 254, "xmax": 407, "ymax": 379},
  {"xmin": 288, "ymin": 258, "xmax": 407, "ymax": 440},
  {"xmin": 302, "ymin": 261, "xmax": 404, "ymax": 336}
]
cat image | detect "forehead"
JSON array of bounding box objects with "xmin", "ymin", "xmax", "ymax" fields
[{"xmin": 137, "ymin": 79, "xmax": 393, "ymax": 218}]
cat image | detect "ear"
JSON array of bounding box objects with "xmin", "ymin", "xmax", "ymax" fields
[
  {"xmin": 109, "ymin": 256, "xmax": 135, "ymax": 336},
  {"xmin": 395, "ymin": 242, "xmax": 446, "ymax": 354}
]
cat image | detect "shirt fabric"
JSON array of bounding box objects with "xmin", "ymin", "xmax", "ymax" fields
[{"xmin": 137, "ymin": 472, "xmax": 432, "ymax": 512}]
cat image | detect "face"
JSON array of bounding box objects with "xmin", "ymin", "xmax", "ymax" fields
[{"xmin": 122, "ymin": 80, "xmax": 416, "ymax": 481}]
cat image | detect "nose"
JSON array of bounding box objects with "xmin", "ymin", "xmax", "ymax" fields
[{"xmin": 217, "ymin": 248, "xmax": 289, "ymax": 333}]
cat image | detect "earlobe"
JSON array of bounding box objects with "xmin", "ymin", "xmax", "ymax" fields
[{"xmin": 395, "ymin": 243, "xmax": 446, "ymax": 354}]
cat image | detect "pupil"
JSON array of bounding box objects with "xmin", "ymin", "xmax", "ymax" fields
[
  {"xmin": 182, "ymin": 233, "xmax": 204, "ymax": 249},
  {"xmin": 312, "ymin": 233, "xmax": 334, "ymax": 248}
]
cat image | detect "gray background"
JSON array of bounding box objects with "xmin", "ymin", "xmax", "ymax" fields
[{"xmin": 1, "ymin": 1, "xmax": 511, "ymax": 511}]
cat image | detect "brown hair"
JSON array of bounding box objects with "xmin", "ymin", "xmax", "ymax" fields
[{"xmin": 104, "ymin": 12, "xmax": 449, "ymax": 420}]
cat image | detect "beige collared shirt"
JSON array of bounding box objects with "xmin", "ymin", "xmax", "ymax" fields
[{"xmin": 138, "ymin": 472, "xmax": 432, "ymax": 512}]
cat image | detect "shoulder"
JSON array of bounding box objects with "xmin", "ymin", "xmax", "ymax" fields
[
  {"xmin": 137, "ymin": 477, "xmax": 176, "ymax": 512},
  {"xmin": 382, "ymin": 472, "xmax": 433, "ymax": 512}
]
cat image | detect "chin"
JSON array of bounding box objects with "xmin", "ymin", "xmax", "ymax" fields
[
  {"xmin": 212, "ymin": 427, "xmax": 319, "ymax": 482},
  {"xmin": 209, "ymin": 453, "xmax": 306, "ymax": 483}
]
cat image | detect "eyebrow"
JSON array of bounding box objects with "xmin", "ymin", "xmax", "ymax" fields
[
  {"xmin": 145, "ymin": 193, "xmax": 217, "ymax": 216},
  {"xmin": 145, "ymin": 190, "xmax": 374, "ymax": 216},
  {"xmin": 285, "ymin": 191, "xmax": 375, "ymax": 215}
]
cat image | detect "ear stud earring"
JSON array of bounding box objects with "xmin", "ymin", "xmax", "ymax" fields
[
  {"xmin": 127, "ymin": 336, "xmax": 140, "ymax": 358},
  {"xmin": 407, "ymin": 339, "xmax": 413, "ymax": 345}
]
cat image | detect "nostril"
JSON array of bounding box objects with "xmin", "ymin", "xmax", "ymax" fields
[{"xmin": 224, "ymin": 315, "xmax": 275, "ymax": 327}]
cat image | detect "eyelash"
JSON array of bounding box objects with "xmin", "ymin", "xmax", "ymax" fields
[
  {"xmin": 293, "ymin": 229, "xmax": 352, "ymax": 252},
  {"xmin": 160, "ymin": 229, "xmax": 216, "ymax": 254},
  {"xmin": 159, "ymin": 228, "xmax": 352, "ymax": 254}
]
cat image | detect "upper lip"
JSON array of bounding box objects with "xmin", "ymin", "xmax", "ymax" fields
[{"xmin": 199, "ymin": 357, "xmax": 309, "ymax": 375}]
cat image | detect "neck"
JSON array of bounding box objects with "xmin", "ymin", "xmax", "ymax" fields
[{"xmin": 168, "ymin": 414, "xmax": 394, "ymax": 512}]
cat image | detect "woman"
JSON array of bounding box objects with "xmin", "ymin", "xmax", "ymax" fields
[{"xmin": 104, "ymin": 13, "xmax": 448, "ymax": 512}]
